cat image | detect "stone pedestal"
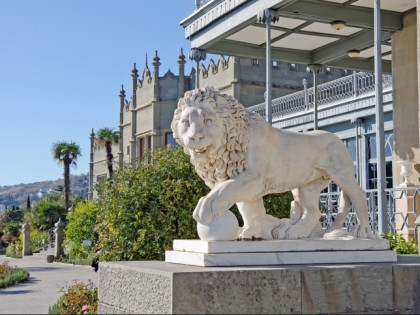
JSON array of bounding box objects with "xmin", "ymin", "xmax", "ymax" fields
[
  {"xmin": 21, "ymin": 223, "xmax": 32, "ymax": 256},
  {"xmin": 54, "ymin": 218, "xmax": 65, "ymax": 258},
  {"xmin": 98, "ymin": 256, "xmax": 420, "ymax": 314},
  {"xmin": 165, "ymin": 239, "xmax": 396, "ymax": 267},
  {"xmin": 394, "ymin": 181, "xmax": 420, "ymax": 240}
]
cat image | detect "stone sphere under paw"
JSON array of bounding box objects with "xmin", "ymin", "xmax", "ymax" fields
[{"xmin": 197, "ymin": 210, "xmax": 239, "ymax": 241}]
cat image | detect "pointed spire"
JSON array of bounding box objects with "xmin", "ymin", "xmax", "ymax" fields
[{"xmin": 145, "ymin": 54, "xmax": 148, "ymax": 67}]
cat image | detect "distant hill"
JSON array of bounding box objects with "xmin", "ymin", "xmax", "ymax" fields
[{"xmin": 0, "ymin": 174, "xmax": 89, "ymax": 208}]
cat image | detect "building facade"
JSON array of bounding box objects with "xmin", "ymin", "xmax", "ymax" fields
[{"xmin": 90, "ymin": 50, "xmax": 348, "ymax": 193}]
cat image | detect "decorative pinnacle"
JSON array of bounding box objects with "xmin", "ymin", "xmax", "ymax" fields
[
  {"xmin": 178, "ymin": 48, "xmax": 186, "ymax": 65},
  {"xmin": 119, "ymin": 84, "xmax": 126, "ymax": 97},
  {"xmin": 90, "ymin": 128, "xmax": 95, "ymax": 138},
  {"xmin": 131, "ymin": 63, "xmax": 138, "ymax": 79},
  {"xmin": 152, "ymin": 50, "xmax": 161, "ymax": 68}
]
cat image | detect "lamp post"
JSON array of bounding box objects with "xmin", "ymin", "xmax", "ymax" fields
[
  {"xmin": 374, "ymin": 0, "xmax": 387, "ymax": 234},
  {"xmin": 306, "ymin": 64, "xmax": 323, "ymax": 130},
  {"xmin": 189, "ymin": 48, "xmax": 206, "ymax": 89},
  {"xmin": 257, "ymin": 9, "xmax": 279, "ymax": 125}
]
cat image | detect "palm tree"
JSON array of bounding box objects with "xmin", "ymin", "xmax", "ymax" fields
[
  {"xmin": 95, "ymin": 127, "xmax": 120, "ymax": 178},
  {"xmin": 52, "ymin": 141, "xmax": 81, "ymax": 211}
]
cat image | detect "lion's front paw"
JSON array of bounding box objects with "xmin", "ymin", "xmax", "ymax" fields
[
  {"xmin": 239, "ymin": 225, "xmax": 271, "ymax": 240},
  {"xmin": 193, "ymin": 197, "xmax": 213, "ymax": 224}
]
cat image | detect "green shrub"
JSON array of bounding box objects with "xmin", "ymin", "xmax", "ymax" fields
[
  {"xmin": 0, "ymin": 261, "xmax": 30, "ymax": 288},
  {"xmin": 30, "ymin": 228, "xmax": 49, "ymax": 251},
  {"xmin": 381, "ymin": 232, "xmax": 418, "ymax": 254},
  {"xmin": 94, "ymin": 147, "xmax": 209, "ymax": 261},
  {"xmin": 264, "ymin": 192, "xmax": 293, "ymax": 220},
  {"xmin": 93, "ymin": 146, "xmax": 292, "ymax": 262},
  {"xmin": 47, "ymin": 303, "xmax": 61, "ymax": 315},
  {"xmin": 4, "ymin": 222, "xmax": 21, "ymax": 237},
  {"xmin": 65, "ymin": 201, "xmax": 97, "ymax": 260},
  {"xmin": 29, "ymin": 198, "xmax": 66, "ymax": 230},
  {"xmin": 5, "ymin": 240, "xmax": 22, "ymax": 259},
  {"xmin": 48, "ymin": 280, "xmax": 97, "ymax": 315}
]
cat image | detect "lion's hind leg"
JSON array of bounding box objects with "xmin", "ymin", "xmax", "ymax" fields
[
  {"xmin": 327, "ymin": 172, "xmax": 374, "ymax": 239},
  {"xmin": 285, "ymin": 178, "xmax": 329, "ymax": 240},
  {"xmin": 237, "ymin": 199, "xmax": 285, "ymax": 240}
]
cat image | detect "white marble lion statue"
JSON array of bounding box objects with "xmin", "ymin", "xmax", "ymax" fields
[{"xmin": 171, "ymin": 86, "xmax": 373, "ymax": 240}]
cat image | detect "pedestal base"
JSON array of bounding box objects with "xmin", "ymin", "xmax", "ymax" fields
[{"xmin": 165, "ymin": 239, "xmax": 396, "ymax": 267}]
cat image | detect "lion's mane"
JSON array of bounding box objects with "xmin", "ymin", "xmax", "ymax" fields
[{"xmin": 172, "ymin": 86, "xmax": 261, "ymax": 189}]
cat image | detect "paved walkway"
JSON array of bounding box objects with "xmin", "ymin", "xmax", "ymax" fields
[{"xmin": 0, "ymin": 254, "xmax": 97, "ymax": 314}]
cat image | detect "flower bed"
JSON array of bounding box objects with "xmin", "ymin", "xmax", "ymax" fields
[{"xmin": 0, "ymin": 261, "xmax": 30, "ymax": 288}]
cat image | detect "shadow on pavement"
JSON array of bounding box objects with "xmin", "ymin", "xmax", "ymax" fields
[{"xmin": 0, "ymin": 289, "xmax": 34, "ymax": 295}]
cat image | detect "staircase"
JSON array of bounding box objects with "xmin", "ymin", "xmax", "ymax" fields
[{"xmin": 28, "ymin": 243, "xmax": 55, "ymax": 261}]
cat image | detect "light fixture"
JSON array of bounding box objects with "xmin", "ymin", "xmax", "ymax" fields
[
  {"xmin": 348, "ymin": 49, "xmax": 361, "ymax": 58},
  {"xmin": 330, "ymin": 20, "xmax": 346, "ymax": 30}
]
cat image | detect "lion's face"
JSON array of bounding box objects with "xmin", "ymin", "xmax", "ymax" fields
[{"xmin": 175, "ymin": 104, "xmax": 225, "ymax": 162}]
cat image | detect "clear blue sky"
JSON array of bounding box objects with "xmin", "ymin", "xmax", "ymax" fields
[{"xmin": 0, "ymin": 1, "xmax": 197, "ymax": 186}]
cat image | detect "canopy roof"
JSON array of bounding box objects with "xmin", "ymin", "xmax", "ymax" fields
[{"xmin": 181, "ymin": 0, "xmax": 416, "ymax": 73}]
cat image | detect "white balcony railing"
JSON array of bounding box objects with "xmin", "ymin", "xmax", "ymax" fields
[
  {"xmin": 249, "ymin": 72, "xmax": 393, "ymax": 120},
  {"xmin": 320, "ymin": 187, "xmax": 419, "ymax": 238}
]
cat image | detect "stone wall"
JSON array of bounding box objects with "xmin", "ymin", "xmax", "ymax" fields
[{"xmin": 98, "ymin": 256, "xmax": 420, "ymax": 314}]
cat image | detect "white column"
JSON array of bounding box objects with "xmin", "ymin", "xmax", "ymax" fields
[{"xmin": 257, "ymin": 9, "xmax": 279, "ymax": 125}]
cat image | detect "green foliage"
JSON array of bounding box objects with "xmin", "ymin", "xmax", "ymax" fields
[
  {"xmin": 264, "ymin": 192, "xmax": 292, "ymax": 220},
  {"xmin": 51, "ymin": 140, "xmax": 82, "ymax": 211},
  {"xmin": 0, "ymin": 261, "xmax": 30, "ymax": 288},
  {"xmin": 47, "ymin": 303, "xmax": 61, "ymax": 315},
  {"xmin": 65, "ymin": 201, "xmax": 98, "ymax": 260},
  {"xmin": 5, "ymin": 241, "xmax": 22, "ymax": 258},
  {"xmin": 0, "ymin": 207, "xmax": 25, "ymax": 246},
  {"xmin": 48, "ymin": 280, "xmax": 97, "ymax": 315},
  {"xmin": 28, "ymin": 198, "xmax": 66, "ymax": 230},
  {"xmin": 381, "ymin": 232, "xmax": 418, "ymax": 254},
  {"xmin": 4, "ymin": 222, "xmax": 21, "ymax": 237},
  {"xmin": 51, "ymin": 141, "xmax": 82, "ymax": 167},
  {"xmin": 94, "ymin": 146, "xmax": 209, "ymax": 261},
  {"xmin": 95, "ymin": 127, "xmax": 120, "ymax": 145},
  {"xmin": 0, "ymin": 263, "xmax": 30, "ymax": 288},
  {"xmin": 93, "ymin": 146, "xmax": 293, "ymax": 262},
  {"xmin": 5, "ymin": 207, "xmax": 24, "ymax": 224},
  {"xmin": 30, "ymin": 228, "xmax": 49, "ymax": 251}
]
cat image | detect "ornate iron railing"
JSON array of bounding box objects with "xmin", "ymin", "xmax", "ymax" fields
[
  {"xmin": 320, "ymin": 187, "xmax": 419, "ymax": 237},
  {"xmin": 249, "ymin": 72, "xmax": 393, "ymax": 119}
]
